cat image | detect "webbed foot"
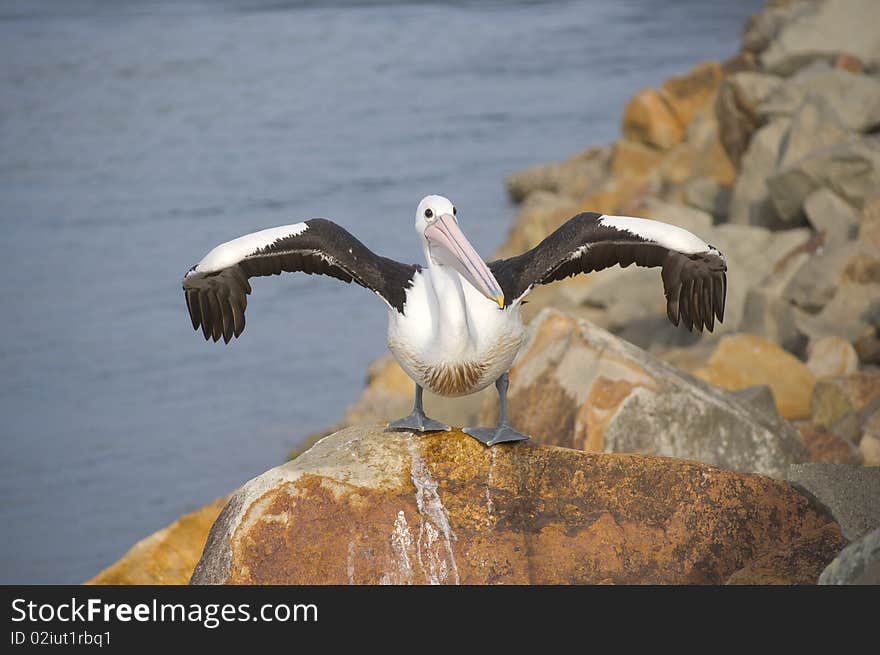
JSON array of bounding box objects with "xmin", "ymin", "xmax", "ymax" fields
[
  {"xmin": 463, "ymin": 424, "xmax": 530, "ymax": 446},
  {"xmin": 386, "ymin": 411, "xmax": 450, "ymax": 433}
]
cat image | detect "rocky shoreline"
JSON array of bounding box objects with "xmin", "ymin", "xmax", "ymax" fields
[{"xmin": 90, "ymin": 0, "xmax": 880, "ymax": 585}]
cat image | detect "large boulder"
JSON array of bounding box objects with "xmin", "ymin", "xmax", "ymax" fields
[
  {"xmin": 87, "ymin": 497, "xmax": 227, "ymax": 585},
  {"xmin": 478, "ymin": 309, "xmax": 809, "ymax": 478},
  {"xmin": 191, "ymin": 426, "xmax": 844, "ymax": 585},
  {"xmin": 760, "ymin": 0, "xmax": 880, "ymax": 75}
]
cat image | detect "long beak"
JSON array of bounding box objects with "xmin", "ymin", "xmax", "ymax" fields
[{"xmin": 425, "ymin": 213, "xmax": 505, "ymax": 308}]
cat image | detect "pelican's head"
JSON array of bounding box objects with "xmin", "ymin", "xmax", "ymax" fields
[{"xmin": 416, "ymin": 195, "xmax": 504, "ymax": 308}]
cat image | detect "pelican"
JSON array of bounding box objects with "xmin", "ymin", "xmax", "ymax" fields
[{"xmin": 182, "ymin": 195, "xmax": 727, "ymax": 445}]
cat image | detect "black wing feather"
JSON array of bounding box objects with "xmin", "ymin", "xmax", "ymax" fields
[
  {"xmin": 182, "ymin": 219, "xmax": 420, "ymax": 343},
  {"xmin": 489, "ymin": 212, "xmax": 727, "ymax": 333}
]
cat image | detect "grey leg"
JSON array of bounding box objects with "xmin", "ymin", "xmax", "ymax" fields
[
  {"xmin": 386, "ymin": 384, "xmax": 450, "ymax": 433},
  {"xmin": 463, "ymin": 372, "xmax": 530, "ymax": 446}
]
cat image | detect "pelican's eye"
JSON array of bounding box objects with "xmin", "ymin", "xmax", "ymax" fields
[
  {"xmin": 424, "ymin": 209, "xmax": 434, "ymax": 219},
  {"xmin": 452, "ymin": 206, "xmax": 457, "ymax": 216}
]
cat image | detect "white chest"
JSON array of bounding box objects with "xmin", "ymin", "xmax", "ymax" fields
[{"xmin": 386, "ymin": 269, "xmax": 524, "ymax": 396}]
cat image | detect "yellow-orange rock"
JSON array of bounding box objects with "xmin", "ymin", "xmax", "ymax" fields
[
  {"xmin": 191, "ymin": 426, "xmax": 843, "ymax": 585},
  {"xmin": 621, "ymin": 61, "xmax": 724, "ymax": 152},
  {"xmin": 811, "ymin": 372, "xmax": 880, "ymax": 426},
  {"xmin": 659, "ymin": 115, "xmax": 737, "ymax": 188},
  {"xmin": 622, "ymin": 88, "xmax": 684, "ymax": 150},
  {"xmin": 725, "ymin": 523, "xmax": 847, "ymax": 584},
  {"xmin": 610, "ymin": 139, "xmax": 665, "ymax": 178},
  {"xmin": 694, "ymin": 334, "xmax": 817, "ymax": 420},
  {"xmin": 478, "ymin": 310, "xmax": 807, "ymax": 477},
  {"xmin": 660, "ymin": 61, "xmax": 724, "ymax": 132},
  {"xmin": 87, "ymin": 497, "xmax": 227, "ymax": 585}
]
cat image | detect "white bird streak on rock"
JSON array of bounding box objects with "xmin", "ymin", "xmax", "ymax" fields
[
  {"xmin": 346, "ymin": 540, "xmax": 356, "ymax": 584},
  {"xmin": 486, "ymin": 448, "xmax": 496, "ymax": 517},
  {"xmin": 407, "ymin": 437, "xmax": 460, "ymax": 585},
  {"xmin": 382, "ymin": 510, "xmax": 415, "ymax": 585}
]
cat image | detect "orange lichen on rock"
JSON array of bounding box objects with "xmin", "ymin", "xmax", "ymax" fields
[{"xmin": 191, "ymin": 426, "xmax": 844, "ymax": 585}]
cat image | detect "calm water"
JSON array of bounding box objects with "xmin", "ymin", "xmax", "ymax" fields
[{"xmin": 0, "ymin": 0, "xmax": 762, "ymax": 583}]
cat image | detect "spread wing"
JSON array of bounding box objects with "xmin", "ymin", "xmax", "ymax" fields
[
  {"xmin": 182, "ymin": 219, "xmax": 420, "ymax": 342},
  {"xmin": 489, "ymin": 212, "xmax": 727, "ymax": 332}
]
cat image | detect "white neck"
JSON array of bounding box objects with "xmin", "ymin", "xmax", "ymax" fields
[{"xmin": 425, "ymin": 258, "xmax": 475, "ymax": 355}]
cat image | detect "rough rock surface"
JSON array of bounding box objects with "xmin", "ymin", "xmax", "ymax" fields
[
  {"xmin": 191, "ymin": 426, "xmax": 844, "ymax": 585},
  {"xmin": 726, "ymin": 523, "xmax": 848, "ymax": 585},
  {"xmin": 786, "ymin": 463, "xmax": 880, "ymax": 540},
  {"xmin": 88, "ymin": 497, "xmax": 227, "ymax": 585},
  {"xmin": 819, "ymin": 527, "xmax": 880, "ymax": 585},
  {"xmin": 477, "ymin": 310, "xmax": 808, "ymax": 478}
]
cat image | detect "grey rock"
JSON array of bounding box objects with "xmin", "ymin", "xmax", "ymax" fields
[
  {"xmin": 759, "ymin": 68, "xmax": 880, "ymax": 133},
  {"xmin": 683, "ymin": 177, "xmax": 731, "ymax": 219},
  {"xmin": 777, "ymin": 95, "xmax": 852, "ymax": 170},
  {"xmin": 639, "ymin": 199, "xmax": 715, "ymax": 235},
  {"xmin": 729, "ymin": 119, "xmax": 790, "ymax": 227},
  {"xmin": 761, "ymin": 0, "xmax": 880, "ymax": 75},
  {"xmin": 741, "ymin": 286, "xmax": 805, "ymax": 353},
  {"xmin": 804, "ymin": 188, "xmax": 860, "ymax": 248},
  {"xmin": 784, "ymin": 241, "xmax": 864, "ymax": 312},
  {"xmin": 738, "ymin": 228, "xmax": 813, "ymax": 353},
  {"xmin": 716, "ymin": 72, "xmax": 784, "ymax": 166},
  {"xmin": 742, "ymin": 1, "xmax": 819, "ymax": 55},
  {"xmin": 732, "ymin": 385, "xmax": 781, "ymax": 419},
  {"xmin": 709, "ymin": 224, "xmax": 811, "ymax": 332},
  {"xmin": 797, "ymin": 282, "xmax": 880, "ymax": 344},
  {"xmin": 787, "ymin": 463, "xmax": 880, "ymax": 540},
  {"xmin": 604, "ymin": 384, "xmax": 806, "ymax": 479},
  {"xmin": 819, "ymin": 527, "xmax": 880, "ymax": 585},
  {"xmin": 767, "ymin": 139, "xmax": 880, "ymax": 223}
]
